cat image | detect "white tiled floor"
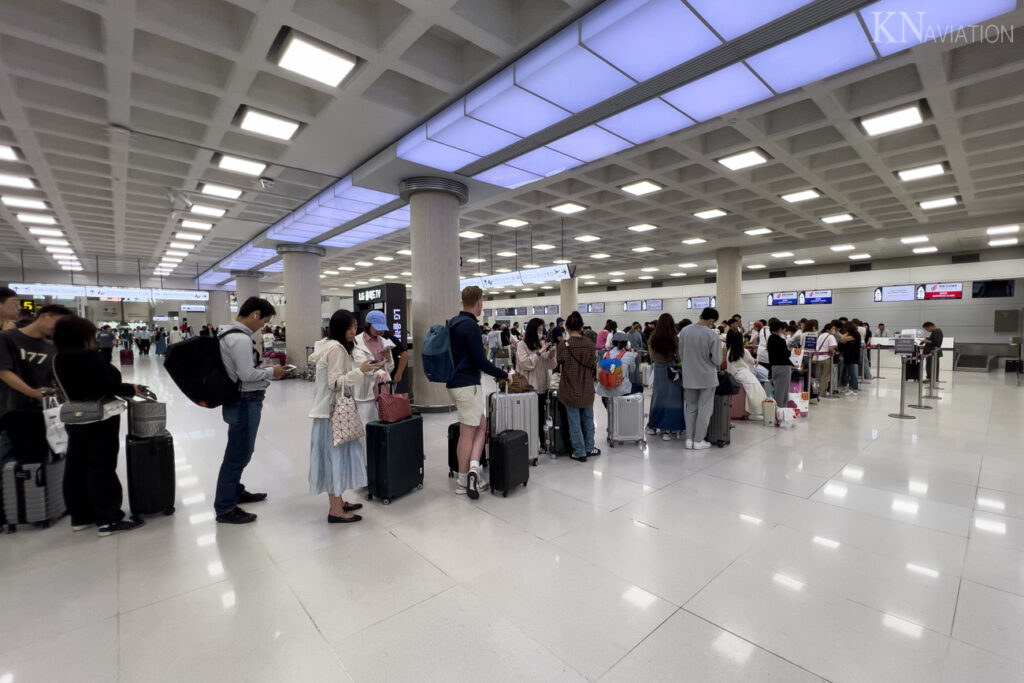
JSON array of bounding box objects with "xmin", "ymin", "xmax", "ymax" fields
[{"xmin": 2, "ymin": 356, "xmax": 1024, "ymax": 682}]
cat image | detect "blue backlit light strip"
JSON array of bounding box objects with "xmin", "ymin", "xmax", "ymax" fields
[
  {"xmin": 318, "ymin": 207, "xmax": 411, "ymax": 249},
  {"xmin": 266, "ymin": 176, "xmax": 398, "ymax": 243}
]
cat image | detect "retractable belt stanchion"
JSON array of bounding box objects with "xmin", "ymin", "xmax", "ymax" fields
[
  {"xmin": 889, "ymin": 356, "xmax": 916, "ymax": 420},
  {"xmin": 873, "ymin": 344, "xmax": 887, "ymax": 380},
  {"xmin": 924, "ymin": 352, "xmax": 942, "ymax": 401},
  {"xmin": 908, "ymin": 352, "xmax": 932, "ymax": 410}
]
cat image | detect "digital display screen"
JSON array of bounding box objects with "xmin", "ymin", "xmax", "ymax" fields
[
  {"xmin": 644, "ymin": 299, "xmax": 663, "ymax": 311},
  {"xmin": 623, "ymin": 300, "xmax": 643, "ymax": 312},
  {"xmin": 972, "ymin": 279, "xmax": 1015, "ymax": 298},
  {"xmin": 917, "ymin": 282, "xmax": 963, "ymax": 300},
  {"xmin": 874, "ymin": 285, "xmax": 915, "ymax": 302},
  {"xmin": 590, "ymin": 302, "xmax": 605, "ymax": 313},
  {"xmin": 514, "ymin": 307, "xmax": 527, "ymax": 316},
  {"xmin": 545, "ymin": 305, "xmax": 559, "ymax": 315},
  {"xmin": 801, "ymin": 290, "xmax": 833, "ymax": 305},
  {"xmin": 767, "ymin": 291, "xmax": 799, "ymax": 306},
  {"xmin": 687, "ymin": 296, "xmax": 711, "ymax": 310}
]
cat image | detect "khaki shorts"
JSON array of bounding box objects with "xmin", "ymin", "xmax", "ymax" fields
[{"xmin": 448, "ymin": 385, "xmax": 485, "ymax": 427}]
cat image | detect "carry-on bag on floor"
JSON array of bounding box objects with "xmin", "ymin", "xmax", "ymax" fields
[
  {"xmin": 120, "ymin": 348, "xmax": 134, "ymax": 366},
  {"xmin": 608, "ymin": 393, "xmax": 646, "ymax": 447},
  {"xmin": 489, "ymin": 390, "xmax": 539, "ymax": 466},
  {"xmin": 366, "ymin": 414, "xmax": 424, "ymax": 505},
  {"xmin": 546, "ymin": 390, "xmax": 573, "ymax": 456},
  {"xmin": 2, "ymin": 457, "xmax": 66, "ymax": 530},
  {"xmin": 730, "ymin": 387, "xmax": 750, "ymax": 419},
  {"xmin": 126, "ymin": 431, "xmax": 176, "ymax": 516},
  {"xmin": 488, "ymin": 429, "xmax": 529, "ymax": 497},
  {"xmin": 906, "ymin": 361, "xmax": 920, "ymax": 381},
  {"xmin": 127, "ymin": 391, "xmax": 167, "ymax": 438},
  {"xmin": 704, "ymin": 394, "xmax": 732, "ymax": 448}
]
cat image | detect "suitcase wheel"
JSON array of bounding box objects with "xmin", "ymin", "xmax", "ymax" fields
[
  {"xmin": 503, "ymin": 490, "xmax": 508, "ymax": 498},
  {"xmin": 531, "ymin": 458, "xmax": 538, "ymax": 467},
  {"xmin": 366, "ymin": 493, "xmax": 373, "ymax": 501},
  {"xmin": 417, "ymin": 484, "xmax": 424, "ymax": 490},
  {"xmin": 608, "ymin": 440, "xmax": 614, "ymax": 448},
  {"xmin": 163, "ymin": 506, "xmax": 175, "ymax": 516},
  {"xmin": 35, "ymin": 520, "xmax": 50, "ymax": 529},
  {"xmin": 4, "ymin": 524, "xmax": 15, "ymax": 534},
  {"xmin": 448, "ymin": 471, "xmax": 454, "ymax": 479},
  {"xmin": 382, "ymin": 498, "xmax": 391, "ymax": 506}
]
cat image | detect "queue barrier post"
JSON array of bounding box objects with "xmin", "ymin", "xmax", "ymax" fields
[
  {"xmin": 908, "ymin": 352, "xmax": 932, "ymax": 410},
  {"xmin": 874, "ymin": 344, "xmax": 887, "ymax": 380},
  {"xmin": 888, "ymin": 357, "xmax": 916, "ymax": 420},
  {"xmin": 924, "ymin": 352, "xmax": 942, "ymax": 401}
]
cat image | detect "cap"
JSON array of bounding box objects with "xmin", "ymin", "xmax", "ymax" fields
[
  {"xmin": 365, "ymin": 310, "xmax": 388, "ymax": 332},
  {"xmin": 611, "ymin": 332, "xmax": 629, "ymax": 342},
  {"xmin": 556, "ymin": 317, "xmax": 565, "ymax": 323},
  {"xmin": 753, "ymin": 321, "xmax": 764, "ymax": 329}
]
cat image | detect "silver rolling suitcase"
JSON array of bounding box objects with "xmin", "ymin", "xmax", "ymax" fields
[
  {"xmin": 704, "ymin": 394, "xmax": 732, "ymax": 448},
  {"xmin": 608, "ymin": 393, "xmax": 646, "ymax": 447},
  {"xmin": 2, "ymin": 458, "xmax": 66, "ymax": 531},
  {"xmin": 489, "ymin": 391, "xmax": 540, "ymax": 466}
]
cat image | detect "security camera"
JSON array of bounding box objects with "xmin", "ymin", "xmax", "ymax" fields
[{"xmin": 258, "ymin": 177, "xmax": 275, "ymax": 190}]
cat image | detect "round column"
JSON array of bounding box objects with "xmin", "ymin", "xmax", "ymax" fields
[
  {"xmin": 402, "ymin": 177, "xmax": 468, "ymax": 410},
  {"xmin": 208, "ymin": 290, "xmax": 232, "ymax": 327},
  {"xmin": 560, "ymin": 276, "xmax": 578, "ymax": 320},
  {"xmin": 715, "ymin": 247, "xmax": 742, "ymax": 319},
  {"xmin": 231, "ymin": 270, "xmax": 264, "ymax": 304},
  {"xmin": 277, "ymin": 245, "xmax": 325, "ymax": 369}
]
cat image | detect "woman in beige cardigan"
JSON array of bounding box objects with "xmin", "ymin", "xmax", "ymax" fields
[{"xmin": 516, "ymin": 318, "xmax": 558, "ymax": 453}]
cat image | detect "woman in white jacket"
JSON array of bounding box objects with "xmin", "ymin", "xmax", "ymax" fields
[
  {"xmin": 515, "ymin": 318, "xmax": 558, "ymax": 452},
  {"xmin": 725, "ymin": 330, "xmax": 766, "ymax": 417},
  {"xmin": 308, "ymin": 309, "xmax": 380, "ymax": 524},
  {"xmin": 350, "ymin": 310, "xmax": 395, "ymax": 427}
]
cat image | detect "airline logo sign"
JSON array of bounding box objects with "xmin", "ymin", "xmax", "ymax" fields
[
  {"xmin": 767, "ymin": 291, "xmax": 799, "ymax": 306},
  {"xmin": 919, "ymin": 282, "xmax": 962, "ymax": 300}
]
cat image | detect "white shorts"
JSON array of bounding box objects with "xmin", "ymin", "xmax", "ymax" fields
[{"xmin": 448, "ymin": 385, "xmax": 485, "ymax": 427}]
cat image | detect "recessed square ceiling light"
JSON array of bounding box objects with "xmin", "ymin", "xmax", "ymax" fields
[
  {"xmin": 0, "ymin": 174, "xmax": 34, "ymax": 189},
  {"xmin": 495, "ymin": 251, "xmax": 516, "ymax": 257},
  {"xmin": 17, "ymin": 213, "xmax": 56, "ymax": 225},
  {"xmin": 771, "ymin": 252, "xmax": 794, "ymax": 258},
  {"xmin": 551, "ymin": 202, "xmax": 586, "ymax": 214},
  {"xmin": 201, "ymin": 183, "xmax": 242, "ymax": 200},
  {"xmin": 898, "ymin": 163, "xmax": 945, "ymax": 182},
  {"xmin": 0, "ymin": 145, "xmax": 17, "ymax": 161},
  {"xmin": 396, "ymin": 249, "xmax": 412, "ymax": 256},
  {"xmin": 694, "ymin": 209, "xmax": 727, "ymax": 219},
  {"xmin": 627, "ymin": 223, "xmax": 657, "ymax": 233},
  {"xmin": 166, "ymin": 250, "xmax": 189, "ymax": 257},
  {"xmin": 219, "ymin": 155, "xmax": 266, "ymax": 176},
  {"xmin": 744, "ymin": 227, "xmax": 772, "ymax": 236},
  {"xmin": 374, "ymin": 255, "xmax": 394, "ymax": 261},
  {"xmin": 554, "ymin": 258, "xmax": 572, "ymax": 264},
  {"xmin": 860, "ymin": 104, "xmax": 923, "ymax": 136},
  {"xmin": 919, "ymin": 196, "xmax": 957, "ymax": 210},
  {"xmin": 794, "ymin": 259, "xmax": 815, "ymax": 265},
  {"xmin": 848, "ymin": 253, "xmax": 871, "ymax": 260},
  {"xmin": 355, "ymin": 261, "xmax": 372, "ymax": 267},
  {"xmin": 641, "ymin": 267, "xmax": 660, "ymax": 272},
  {"xmin": 590, "ymin": 253, "xmax": 610, "ymax": 259},
  {"xmin": 28, "ymin": 227, "xmax": 62, "ymax": 237},
  {"xmin": 830, "ymin": 244, "xmax": 855, "ymax": 252},
  {"xmin": 191, "ymin": 204, "xmax": 227, "ymax": 217},
  {"xmin": 678, "ymin": 262, "xmax": 698, "ymax": 269},
  {"xmin": 459, "ymin": 230, "xmax": 483, "ymax": 239},
  {"xmin": 682, "ymin": 238, "xmax": 707, "ymax": 245},
  {"xmin": 632, "ymin": 246, "xmax": 654, "ymax": 252},
  {"xmin": 989, "ymin": 238, "xmax": 1019, "ymax": 247},
  {"xmin": 240, "ymin": 107, "xmax": 301, "ymax": 141},
  {"xmin": 747, "ymin": 264, "xmax": 766, "ymax": 270},
  {"xmin": 181, "ymin": 220, "xmax": 213, "ymax": 231},
  {"xmin": 1, "ymin": 196, "xmax": 46, "ymax": 210},
  {"xmin": 38, "ymin": 238, "xmax": 69, "ymax": 246},
  {"xmin": 175, "ymin": 232, "xmax": 204, "ymax": 241},
  {"xmin": 534, "ymin": 243, "xmax": 556, "ymax": 250},
  {"xmin": 821, "ymin": 214, "xmax": 853, "ymax": 224},
  {"xmin": 619, "ymin": 180, "xmax": 662, "ymax": 196},
  {"xmin": 498, "ymin": 218, "xmax": 528, "ymax": 228},
  {"xmin": 278, "ymin": 32, "xmax": 356, "ymax": 87},
  {"xmin": 913, "ymin": 246, "xmax": 938, "ymax": 254},
  {"xmin": 46, "ymin": 246, "xmax": 74, "ymax": 254},
  {"xmin": 718, "ymin": 149, "xmax": 769, "ymax": 170},
  {"xmin": 986, "ymin": 225, "xmax": 1019, "ymax": 235},
  {"xmin": 781, "ymin": 189, "xmax": 820, "ymax": 203},
  {"xmin": 574, "ymin": 234, "xmax": 600, "ymax": 242},
  {"xmin": 169, "ymin": 242, "xmax": 195, "ymax": 250},
  {"xmin": 900, "ymin": 235, "xmax": 929, "ymax": 244}
]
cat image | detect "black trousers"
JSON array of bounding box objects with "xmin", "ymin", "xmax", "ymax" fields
[
  {"xmin": 140, "ymin": 340, "xmax": 151, "ymax": 356},
  {"xmin": 100, "ymin": 347, "xmax": 113, "ymax": 364},
  {"xmin": 537, "ymin": 390, "xmax": 548, "ymax": 451},
  {"xmin": 64, "ymin": 416, "xmax": 125, "ymax": 526}
]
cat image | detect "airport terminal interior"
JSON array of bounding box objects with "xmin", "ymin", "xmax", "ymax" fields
[{"xmin": 1, "ymin": 0, "xmax": 1024, "ymax": 681}]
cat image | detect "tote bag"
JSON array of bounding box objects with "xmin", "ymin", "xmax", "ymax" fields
[{"xmin": 330, "ymin": 376, "xmax": 364, "ymax": 446}]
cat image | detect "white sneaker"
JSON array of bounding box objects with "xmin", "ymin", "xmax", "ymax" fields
[
  {"xmin": 455, "ymin": 484, "xmax": 468, "ymax": 496},
  {"xmin": 646, "ymin": 428, "xmax": 658, "ymax": 435},
  {"xmin": 692, "ymin": 440, "xmax": 712, "ymax": 450},
  {"xmin": 662, "ymin": 432, "xmax": 673, "ymax": 441},
  {"xmin": 684, "ymin": 439, "xmax": 694, "ymax": 449}
]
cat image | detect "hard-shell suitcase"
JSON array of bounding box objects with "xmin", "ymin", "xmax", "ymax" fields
[
  {"xmin": 906, "ymin": 361, "xmax": 920, "ymax": 381},
  {"xmin": 730, "ymin": 386, "xmax": 750, "ymax": 419},
  {"xmin": 488, "ymin": 429, "xmax": 529, "ymax": 497},
  {"xmin": 2, "ymin": 457, "xmax": 66, "ymax": 531},
  {"xmin": 126, "ymin": 431, "xmax": 176, "ymax": 516},
  {"xmin": 546, "ymin": 390, "xmax": 573, "ymax": 456},
  {"xmin": 366, "ymin": 414, "xmax": 424, "ymax": 505},
  {"xmin": 489, "ymin": 391, "xmax": 539, "ymax": 466},
  {"xmin": 608, "ymin": 393, "xmax": 646, "ymax": 447},
  {"xmin": 120, "ymin": 348, "xmax": 134, "ymax": 365},
  {"xmin": 704, "ymin": 394, "xmax": 732, "ymax": 448}
]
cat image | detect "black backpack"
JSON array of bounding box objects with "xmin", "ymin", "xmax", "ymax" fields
[{"xmin": 164, "ymin": 328, "xmax": 251, "ymax": 408}]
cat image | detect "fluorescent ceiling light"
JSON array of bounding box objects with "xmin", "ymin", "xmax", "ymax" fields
[
  {"xmin": 396, "ymin": 249, "xmax": 412, "ymax": 256},
  {"xmin": 678, "ymin": 262, "xmax": 698, "ymax": 268},
  {"xmin": 747, "ymin": 264, "xmax": 766, "ymax": 270},
  {"xmin": 175, "ymin": 232, "xmax": 204, "ymax": 241},
  {"xmin": 17, "ymin": 213, "xmax": 56, "ymax": 225},
  {"xmin": 2, "ymin": 196, "xmax": 46, "ymax": 210},
  {"xmin": 356, "ymin": 280, "xmax": 369, "ymax": 285},
  {"xmin": 694, "ymin": 209, "xmax": 727, "ymax": 219},
  {"xmin": 166, "ymin": 250, "xmax": 189, "ymax": 257},
  {"xmin": 986, "ymin": 225, "xmax": 1019, "ymax": 235},
  {"xmin": 401, "ymin": 271, "xmax": 412, "ymax": 276},
  {"xmin": 355, "ymin": 261, "xmax": 372, "ymax": 267},
  {"xmin": 240, "ymin": 107, "xmax": 300, "ymax": 141},
  {"xmin": 609, "ymin": 271, "xmax": 625, "ymax": 276},
  {"xmin": 219, "ymin": 155, "xmax": 266, "ymax": 176},
  {"xmin": 550, "ymin": 202, "xmax": 586, "ymax": 214},
  {"xmin": 781, "ymin": 189, "xmax": 820, "ymax": 203},
  {"xmin": 201, "ymin": 183, "xmax": 242, "ymax": 200},
  {"xmin": 38, "ymin": 238, "xmax": 69, "ymax": 246},
  {"xmin": 369, "ymin": 278, "xmax": 382, "ymax": 283},
  {"xmin": 495, "ymin": 268, "xmax": 511, "ymax": 273},
  {"xmin": 860, "ymin": 104, "xmax": 923, "ymax": 136},
  {"xmin": 745, "ymin": 228, "xmax": 772, "ymax": 236},
  {"xmin": 61, "ymin": 266, "xmax": 83, "ymax": 272},
  {"xmin": 913, "ymin": 247, "xmax": 938, "ymax": 254},
  {"xmin": 919, "ymin": 196, "xmax": 957, "ymax": 210},
  {"xmin": 580, "ymin": 274, "xmax": 596, "ymax": 279},
  {"xmin": 590, "ymin": 253, "xmax": 610, "ymax": 259},
  {"xmin": 523, "ymin": 263, "xmax": 538, "ymax": 269},
  {"xmin": 278, "ymin": 33, "xmax": 356, "ymax": 87},
  {"xmin": 574, "ymin": 235, "xmax": 600, "ymax": 242},
  {"xmin": 898, "ymin": 164, "xmax": 945, "ymax": 182},
  {"xmin": 496, "ymin": 251, "xmax": 516, "ymax": 257},
  {"xmin": 620, "ymin": 180, "xmax": 662, "ymax": 196},
  {"xmin": 821, "ymin": 214, "xmax": 853, "ymax": 224},
  {"xmin": 466, "ymin": 257, "xmax": 486, "ymax": 263},
  {"xmin": 169, "ymin": 242, "xmax": 196, "ymax": 250},
  {"xmin": 627, "ymin": 224, "xmax": 657, "ymax": 233},
  {"xmin": 498, "ymin": 218, "xmax": 528, "ymax": 228},
  {"xmin": 337, "ymin": 266, "xmax": 354, "ymax": 271},
  {"xmin": 323, "ymin": 270, "xmax": 339, "ymax": 275},
  {"xmin": 28, "ymin": 227, "xmax": 62, "ymax": 237},
  {"xmin": 181, "ymin": 220, "xmax": 213, "ymax": 230},
  {"xmin": 706, "ymin": 268, "xmax": 717, "ymax": 273},
  {"xmin": 553, "ymin": 259, "xmax": 571, "ymax": 264},
  {"xmin": 459, "ymin": 231, "xmax": 483, "ymax": 239},
  {"xmin": 632, "ymin": 246, "xmax": 653, "ymax": 253},
  {"xmin": 794, "ymin": 259, "xmax": 815, "ymax": 265},
  {"xmin": 534, "ymin": 243, "xmax": 555, "ymax": 250},
  {"xmin": 46, "ymin": 246, "xmax": 74, "ymax": 254},
  {"xmin": 670, "ymin": 272, "xmax": 686, "ymax": 277},
  {"xmin": 848, "ymin": 253, "xmax": 871, "ymax": 260},
  {"xmin": 771, "ymin": 252, "xmax": 794, "ymax": 258},
  {"xmin": 0, "ymin": 144, "xmax": 16, "ymax": 161},
  {"xmin": 989, "ymin": 238, "xmax": 1018, "ymax": 247},
  {"xmin": 641, "ymin": 267, "xmax": 660, "ymax": 272},
  {"xmin": 900, "ymin": 236, "xmax": 929, "ymax": 244},
  {"xmin": 637, "ymin": 275, "xmax": 653, "ymax": 280},
  {"xmin": 191, "ymin": 204, "xmax": 227, "ymax": 217},
  {"xmin": 610, "ymin": 278, "xmax": 624, "ymax": 283},
  {"xmin": 718, "ymin": 149, "xmax": 768, "ymax": 170},
  {"xmin": 0, "ymin": 174, "xmax": 33, "ymax": 189},
  {"xmin": 161, "ymin": 257, "xmax": 182, "ymax": 264},
  {"xmin": 831, "ymin": 244, "xmax": 855, "ymax": 252},
  {"xmin": 374, "ymin": 255, "xmax": 394, "ymax": 261},
  {"xmin": 682, "ymin": 238, "xmax": 707, "ymax": 245}
]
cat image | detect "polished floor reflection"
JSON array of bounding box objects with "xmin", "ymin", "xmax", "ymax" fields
[{"xmin": 1, "ymin": 357, "xmax": 1022, "ymax": 682}]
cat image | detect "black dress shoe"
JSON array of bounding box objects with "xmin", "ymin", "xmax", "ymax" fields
[
  {"xmin": 587, "ymin": 448, "xmax": 602, "ymax": 457},
  {"xmin": 216, "ymin": 507, "xmax": 257, "ymax": 524},
  {"xmin": 342, "ymin": 503, "xmax": 363, "ymax": 512},
  {"xmin": 328, "ymin": 514, "xmax": 363, "ymax": 524},
  {"xmin": 238, "ymin": 491, "xmax": 268, "ymax": 504}
]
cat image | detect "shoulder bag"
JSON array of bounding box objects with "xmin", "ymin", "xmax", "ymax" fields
[
  {"xmin": 52, "ymin": 361, "xmax": 127, "ymax": 426},
  {"xmin": 330, "ymin": 366, "xmax": 364, "ymax": 446}
]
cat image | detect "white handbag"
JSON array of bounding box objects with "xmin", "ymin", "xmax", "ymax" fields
[{"xmin": 42, "ymin": 394, "xmax": 68, "ymax": 455}]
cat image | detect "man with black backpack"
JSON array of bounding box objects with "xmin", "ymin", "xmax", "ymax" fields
[{"xmin": 214, "ymin": 297, "xmax": 285, "ymax": 524}]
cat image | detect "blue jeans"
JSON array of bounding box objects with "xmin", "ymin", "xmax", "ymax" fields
[
  {"xmin": 564, "ymin": 404, "xmax": 595, "ymax": 457},
  {"xmin": 846, "ymin": 364, "xmax": 859, "ymax": 391},
  {"xmin": 215, "ymin": 391, "xmax": 265, "ymax": 514}
]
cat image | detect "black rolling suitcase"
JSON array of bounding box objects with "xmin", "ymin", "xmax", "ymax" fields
[
  {"xmin": 546, "ymin": 391, "xmax": 572, "ymax": 456},
  {"xmin": 447, "ymin": 422, "xmax": 487, "ymax": 478},
  {"xmin": 704, "ymin": 394, "xmax": 733, "ymax": 448},
  {"xmin": 126, "ymin": 431, "xmax": 176, "ymax": 516},
  {"xmin": 366, "ymin": 414, "xmax": 424, "ymax": 505},
  {"xmin": 488, "ymin": 429, "xmax": 529, "ymax": 497}
]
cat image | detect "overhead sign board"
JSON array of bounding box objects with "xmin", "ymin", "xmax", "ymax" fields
[
  {"xmin": 894, "ymin": 337, "xmax": 918, "ymax": 355},
  {"xmin": 874, "ymin": 285, "xmax": 915, "ymax": 302},
  {"xmin": 917, "ymin": 282, "xmax": 963, "ymax": 300},
  {"xmin": 461, "ymin": 265, "xmax": 573, "ymax": 291},
  {"xmin": 181, "ymin": 304, "xmax": 206, "ymax": 312},
  {"xmin": 767, "ymin": 291, "xmax": 799, "ymax": 306},
  {"xmin": 801, "ymin": 290, "xmax": 833, "ymax": 305},
  {"xmin": 11, "ymin": 283, "xmax": 86, "ymax": 298},
  {"xmin": 152, "ymin": 289, "xmax": 209, "ymax": 302},
  {"xmin": 686, "ymin": 296, "xmax": 716, "ymax": 310}
]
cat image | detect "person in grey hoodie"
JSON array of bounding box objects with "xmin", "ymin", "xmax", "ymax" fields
[{"xmin": 678, "ymin": 307, "xmax": 721, "ymax": 450}]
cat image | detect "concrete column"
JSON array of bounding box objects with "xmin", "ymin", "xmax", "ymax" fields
[
  {"xmin": 231, "ymin": 270, "xmax": 263, "ymax": 304},
  {"xmin": 208, "ymin": 290, "xmax": 231, "ymax": 327},
  {"xmin": 715, "ymin": 247, "xmax": 742, "ymax": 319},
  {"xmin": 401, "ymin": 177, "xmax": 468, "ymax": 410},
  {"xmin": 277, "ymin": 245, "xmax": 325, "ymax": 369},
  {"xmin": 560, "ymin": 276, "xmax": 578, "ymax": 319}
]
